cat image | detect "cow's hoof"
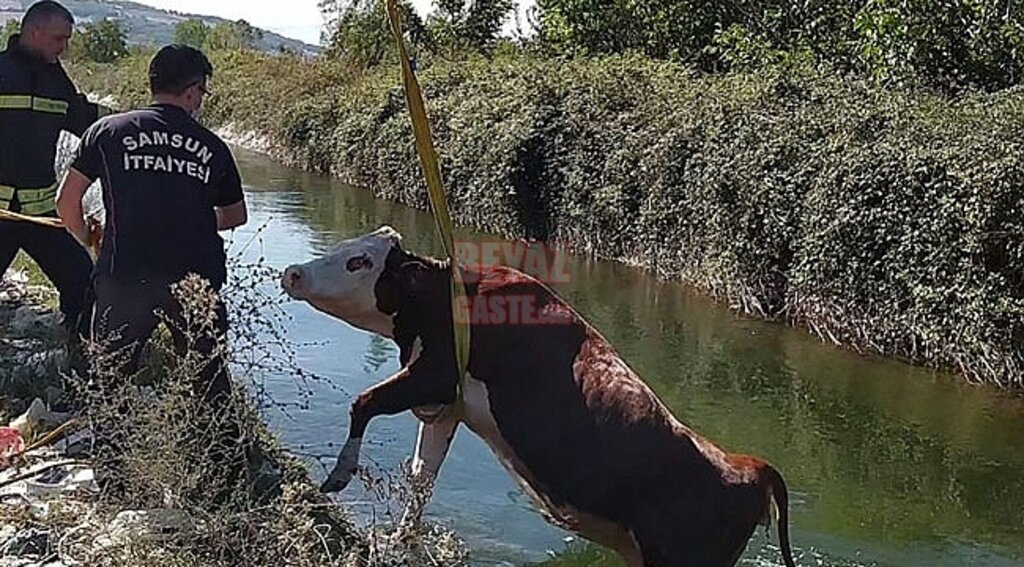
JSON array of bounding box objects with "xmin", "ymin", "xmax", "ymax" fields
[{"xmin": 319, "ymin": 466, "xmax": 356, "ymax": 494}]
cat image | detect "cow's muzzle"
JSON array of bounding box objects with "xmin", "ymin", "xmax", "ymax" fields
[{"xmin": 281, "ymin": 266, "xmax": 305, "ymax": 297}]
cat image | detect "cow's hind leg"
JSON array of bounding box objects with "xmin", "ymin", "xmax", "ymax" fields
[
  {"xmin": 721, "ymin": 521, "xmax": 759, "ymax": 566},
  {"xmin": 397, "ymin": 414, "xmax": 459, "ymax": 535},
  {"xmin": 632, "ymin": 516, "xmax": 723, "ymax": 567}
]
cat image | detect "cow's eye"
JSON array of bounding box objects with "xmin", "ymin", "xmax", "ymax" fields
[{"xmin": 347, "ymin": 255, "xmax": 372, "ymax": 272}]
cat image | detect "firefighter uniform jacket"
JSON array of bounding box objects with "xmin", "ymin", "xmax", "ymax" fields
[{"xmin": 0, "ymin": 34, "xmax": 100, "ymax": 217}]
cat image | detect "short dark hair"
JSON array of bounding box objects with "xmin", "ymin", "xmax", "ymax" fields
[
  {"xmin": 148, "ymin": 44, "xmax": 214, "ymax": 95},
  {"xmin": 22, "ymin": 1, "xmax": 74, "ymax": 29}
]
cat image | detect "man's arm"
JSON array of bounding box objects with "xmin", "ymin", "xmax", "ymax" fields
[
  {"xmin": 215, "ymin": 200, "xmax": 247, "ymax": 231},
  {"xmin": 61, "ymin": 65, "xmax": 115, "ymax": 136},
  {"xmin": 212, "ymin": 147, "xmax": 247, "ymax": 231},
  {"xmin": 55, "ymin": 168, "xmax": 92, "ymax": 245},
  {"xmin": 65, "ymin": 93, "xmax": 117, "ymax": 136}
]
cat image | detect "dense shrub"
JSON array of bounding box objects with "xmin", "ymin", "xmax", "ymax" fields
[
  {"xmin": 71, "ymin": 51, "xmax": 1024, "ymax": 388},
  {"xmin": 536, "ymin": 0, "xmax": 1024, "ymax": 92}
]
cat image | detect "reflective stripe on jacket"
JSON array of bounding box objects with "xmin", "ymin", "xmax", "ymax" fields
[
  {"xmin": 0, "ymin": 183, "xmax": 58, "ymax": 215},
  {"xmin": 0, "ymin": 33, "xmax": 99, "ymax": 213}
]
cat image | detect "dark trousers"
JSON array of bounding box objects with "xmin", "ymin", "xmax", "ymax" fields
[
  {"xmin": 0, "ymin": 219, "xmax": 93, "ymax": 334},
  {"xmin": 90, "ymin": 273, "xmax": 232, "ymax": 402},
  {"xmin": 88, "ymin": 273, "xmax": 244, "ymax": 498}
]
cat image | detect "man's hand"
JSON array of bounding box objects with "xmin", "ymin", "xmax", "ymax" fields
[
  {"xmin": 55, "ymin": 168, "xmax": 93, "ymax": 247},
  {"xmin": 84, "ymin": 215, "xmax": 103, "ymax": 261}
]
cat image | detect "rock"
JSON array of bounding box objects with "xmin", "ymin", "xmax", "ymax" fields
[
  {"xmin": 0, "ymin": 270, "xmax": 28, "ymax": 288},
  {"xmin": 0, "ymin": 526, "xmax": 16, "ymax": 548},
  {"xmin": 93, "ymin": 509, "xmax": 199, "ymax": 550},
  {"xmin": 10, "ymin": 307, "xmax": 58, "ymax": 336},
  {"xmin": 9, "ymin": 399, "xmax": 52, "ymax": 440},
  {"xmin": 0, "ymin": 460, "xmax": 94, "ymax": 502},
  {"xmin": 0, "ymin": 527, "xmax": 50, "ymax": 558},
  {"xmin": 22, "ymin": 465, "xmax": 95, "ymax": 500}
]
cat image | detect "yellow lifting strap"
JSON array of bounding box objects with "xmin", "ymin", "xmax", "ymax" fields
[{"xmin": 385, "ymin": 0, "xmax": 472, "ymax": 405}]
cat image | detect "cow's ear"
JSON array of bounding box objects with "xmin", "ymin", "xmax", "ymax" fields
[{"xmin": 400, "ymin": 260, "xmax": 431, "ymax": 293}]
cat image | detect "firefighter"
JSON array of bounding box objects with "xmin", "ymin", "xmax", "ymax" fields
[
  {"xmin": 56, "ymin": 44, "xmax": 248, "ymax": 496},
  {"xmin": 55, "ymin": 44, "xmax": 248, "ymax": 403},
  {"xmin": 0, "ymin": 1, "xmax": 109, "ymax": 345}
]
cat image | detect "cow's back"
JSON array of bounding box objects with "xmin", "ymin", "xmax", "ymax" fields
[{"xmin": 462, "ymin": 266, "xmax": 750, "ymax": 538}]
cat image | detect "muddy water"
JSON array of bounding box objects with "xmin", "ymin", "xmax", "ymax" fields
[{"xmin": 227, "ymin": 147, "xmax": 1024, "ymax": 567}]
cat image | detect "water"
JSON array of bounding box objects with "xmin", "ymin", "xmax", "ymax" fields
[{"xmin": 226, "ymin": 146, "xmax": 1024, "ymax": 567}]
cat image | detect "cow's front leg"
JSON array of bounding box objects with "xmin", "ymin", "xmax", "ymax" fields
[{"xmin": 320, "ymin": 361, "xmax": 456, "ymax": 494}]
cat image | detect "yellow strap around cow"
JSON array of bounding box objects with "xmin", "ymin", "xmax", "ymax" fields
[{"xmin": 386, "ymin": 0, "xmax": 472, "ymax": 403}]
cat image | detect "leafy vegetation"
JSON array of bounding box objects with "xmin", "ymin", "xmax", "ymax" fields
[
  {"xmin": 2, "ymin": 17, "xmax": 130, "ymax": 65},
  {"xmin": 64, "ymin": 0, "xmax": 1024, "ymax": 389},
  {"xmin": 173, "ymin": 18, "xmax": 209, "ymax": 50},
  {"xmin": 170, "ymin": 18, "xmax": 266, "ymax": 54},
  {"xmin": 318, "ymin": 0, "xmax": 515, "ymax": 63},
  {"xmin": 536, "ymin": 0, "xmax": 1024, "ymax": 92},
  {"xmin": 1, "ymin": 19, "xmax": 17, "ymax": 46},
  {"xmin": 70, "ymin": 48, "xmax": 1024, "ymax": 388},
  {"xmin": 70, "ymin": 18, "xmax": 128, "ymax": 63}
]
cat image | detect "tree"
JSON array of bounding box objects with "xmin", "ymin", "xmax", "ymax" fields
[
  {"xmin": 427, "ymin": 0, "xmax": 514, "ymax": 50},
  {"xmin": 536, "ymin": 0, "xmax": 1024, "ymax": 91},
  {"xmin": 205, "ymin": 19, "xmax": 264, "ymax": 51},
  {"xmin": 0, "ymin": 19, "xmax": 18, "ymax": 46},
  {"xmin": 174, "ymin": 19, "xmax": 209, "ymax": 50},
  {"xmin": 73, "ymin": 18, "xmax": 129, "ymax": 63},
  {"xmin": 320, "ymin": 0, "xmax": 426, "ymax": 67}
]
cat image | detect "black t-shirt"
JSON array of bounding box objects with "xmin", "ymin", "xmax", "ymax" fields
[{"xmin": 71, "ymin": 103, "xmax": 243, "ymax": 289}]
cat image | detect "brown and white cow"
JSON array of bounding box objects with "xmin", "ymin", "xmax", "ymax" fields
[{"xmin": 281, "ymin": 226, "xmax": 798, "ymax": 567}]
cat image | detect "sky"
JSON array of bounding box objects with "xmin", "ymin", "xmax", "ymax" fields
[{"xmin": 129, "ymin": 0, "xmax": 536, "ymax": 46}]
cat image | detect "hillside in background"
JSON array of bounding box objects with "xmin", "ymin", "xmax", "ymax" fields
[{"xmin": 0, "ymin": 0, "xmax": 321, "ymax": 54}]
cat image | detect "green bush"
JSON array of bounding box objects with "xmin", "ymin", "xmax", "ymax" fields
[
  {"xmin": 69, "ymin": 51, "xmax": 1024, "ymax": 388},
  {"xmin": 68, "ymin": 18, "xmax": 129, "ymax": 64},
  {"xmin": 536, "ymin": 0, "xmax": 1024, "ymax": 92}
]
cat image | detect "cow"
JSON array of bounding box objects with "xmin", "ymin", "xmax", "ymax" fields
[{"xmin": 281, "ymin": 226, "xmax": 798, "ymax": 567}]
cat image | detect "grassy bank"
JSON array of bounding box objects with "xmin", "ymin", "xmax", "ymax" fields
[{"xmin": 69, "ymin": 49, "xmax": 1024, "ymax": 389}]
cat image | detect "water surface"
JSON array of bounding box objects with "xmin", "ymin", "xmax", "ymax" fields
[{"xmin": 228, "ymin": 147, "xmax": 1024, "ymax": 567}]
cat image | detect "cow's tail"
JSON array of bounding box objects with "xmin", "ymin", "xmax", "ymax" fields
[{"xmin": 764, "ymin": 464, "xmax": 797, "ymax": 567}]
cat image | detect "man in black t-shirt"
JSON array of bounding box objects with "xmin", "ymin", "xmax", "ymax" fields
[{"xmin": 55, "ymin": 45, "xmax": 248, "ymax": 401}]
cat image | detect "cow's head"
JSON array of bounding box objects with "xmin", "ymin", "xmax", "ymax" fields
[
  {"xmin": 282, "ymin": 224, "xmax": 446, "ymax": 335},
  {"xmin": 281, "ymin": 225, "xmax": 405, "ymax": 337}
]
